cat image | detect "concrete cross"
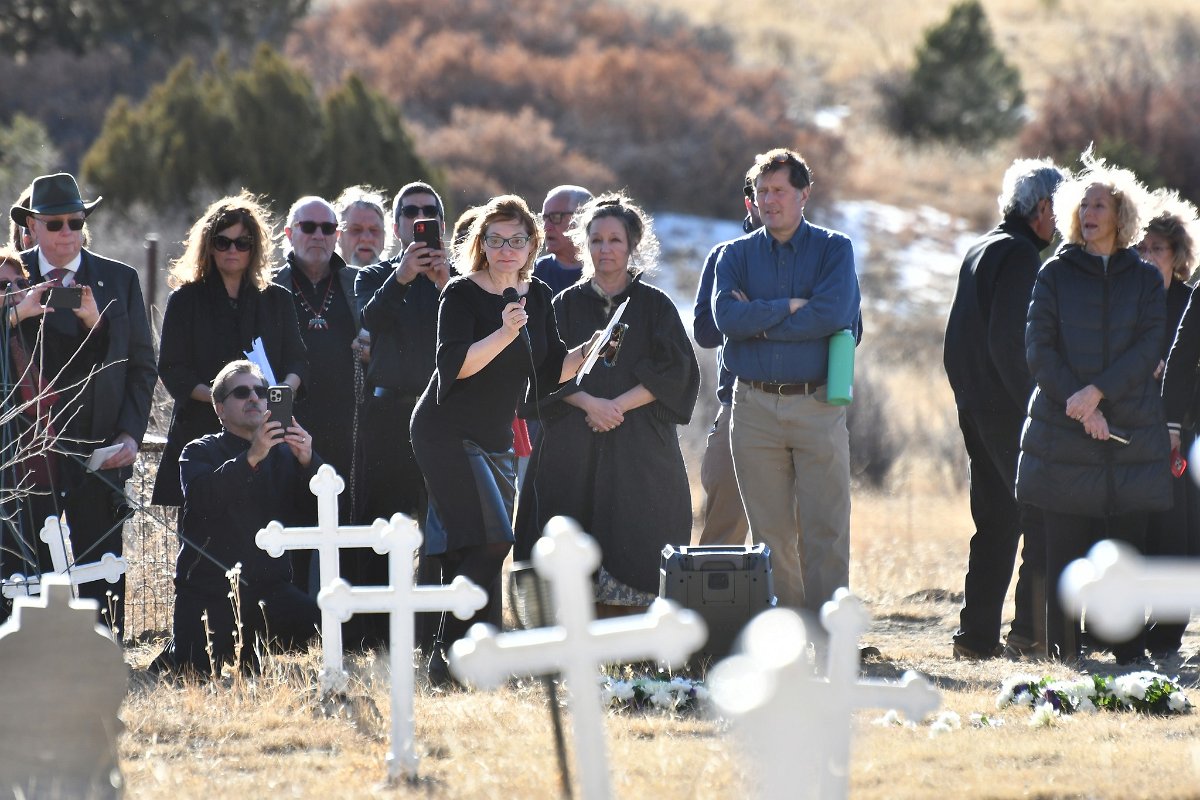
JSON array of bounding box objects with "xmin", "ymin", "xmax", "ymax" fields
[
  {"xmin": 710, "ymin": 591, "xmax": 941, "ymax": 800},
  {"xmin": 1061, "ymin": 539, "xmax": 1195, "ymax": 642},
  {"xmin": 449, "ymin": 516, "xmax": 707, "ymax": 800},
  {"xmin": 318, "ymin": 512, "xmax": 487, "ymax": 783},
  {"xmin": 256, "ymin": 464, "xmax": 399, "ymax": 692},
  {"xmin": 2, "ymin": 516, "xmax": 127, "ymax": 600}
]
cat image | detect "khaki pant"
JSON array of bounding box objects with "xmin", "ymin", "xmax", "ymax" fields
[
  {"xmin": 730, "ymin": 381, "xmax": 851, "ymax": 613},
  {"xmin": 696, "ymin": 403, "xmax": 750, "ymax": 546}
]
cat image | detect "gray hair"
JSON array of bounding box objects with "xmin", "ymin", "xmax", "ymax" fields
[
  {"xmin": 286, "ymin": 195, "xmax": 336, "ymax": 226},
  {"xmin": 334, "ymin": 185, "xmax": 387, "ymax": 225},
  {"xmin": 544, "ymin": 185, "xmax": 593, "ymax": 209},
  {"xmin": 998, "ymin": 158, "xmax": 1066, "ymax": 220}
]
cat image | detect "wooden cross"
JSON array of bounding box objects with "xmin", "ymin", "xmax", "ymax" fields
[
  {"xmin": 710, "ymin": 590, "xmax": 941, "ymax": 800},
  {"xmin": 449, "ymin": 516, "xmax": 707, "ymax": 800},
  {"xmin": 2, "ymin": 516, "xmax": 127, "ymax": 600},
  {"xmin": 318, "ymin": 512, "xmax": 487, "ymax": 783},
  {"xmin": 1061, "ymin": 539, "xmax": 1196, "ymax": 642},
  {"xmin": 255, "ymin": 464, "xmax": 401, "ymax": 692}
]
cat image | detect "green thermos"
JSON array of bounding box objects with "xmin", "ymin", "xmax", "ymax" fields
[{"xmin": 826, "ymin": 328, "xmax": 855, "ymax": 406}]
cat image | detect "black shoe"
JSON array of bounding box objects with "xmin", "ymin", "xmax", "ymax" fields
[{"xmin": 952, "ymin": 640, "xmax": 1002, "ymax": 661}]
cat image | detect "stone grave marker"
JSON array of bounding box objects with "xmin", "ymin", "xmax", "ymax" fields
[
  {"xmin": 449, "ymin": 516, "xmax": 707, "ymax": 800},
  {"xmin": 710, "ymin": 590, "xmax": 941, "ymax": 800},
  {"xmin": 256, "ymin": 464, "xmax": 404, "ymax": 692},
  {"xmin": 318, "ymin": 512, "xmax": 487, "ymax": 783},
  {"xmin": 0, "ymin": 574, "xmax": 127, "ymax": 798}
]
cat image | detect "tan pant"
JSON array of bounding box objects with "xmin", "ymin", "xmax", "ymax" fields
[
  {"xmin": 696, "ymin": 403, "xmax": 750, "ymax": 547},
  {"xmin": 730, "ymin": 381, "xmax": 851, "ymax": 613}
]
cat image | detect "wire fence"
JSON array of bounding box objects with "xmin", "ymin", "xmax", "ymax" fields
[{"xmin": 122, "ymin": 437, "xmax": 176, "ymax": 642}]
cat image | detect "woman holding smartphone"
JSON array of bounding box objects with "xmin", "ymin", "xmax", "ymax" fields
[
  {"xmin": 410, "ymin": 194, "xmax": 604, "ymax": 683},
  {"xmin": 153, "ymin": 193, "xmax": 307, "ymax": 510}
]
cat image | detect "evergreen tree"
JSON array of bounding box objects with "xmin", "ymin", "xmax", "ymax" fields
[
  {"xmin": 883, "ymin": 0, "xmax": 1025, "ymax": 148},
  {"xmin": 317, "ymin": 74, "xmax": 434, "ymax": 201},
  {"xmin": 80, "ymin": 46, "xmax": 434, "ymax": 212}
]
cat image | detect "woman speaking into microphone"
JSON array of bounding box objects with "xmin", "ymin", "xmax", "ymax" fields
[{"xmin": 410, "ymin": 194, "xmax": 602, "ymax": 680}]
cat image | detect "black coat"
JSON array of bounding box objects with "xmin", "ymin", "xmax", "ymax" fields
[
  {"xmin": 1017, "ymin": 244, "xmax": 1171, "ymax": 515},
  {"xmin": 151, "ymin": 274, "xmax": 308, "ymax": 506},
  {"xmin": 19, "ymin": 248, "xmax": 157, "ymax": 481},
  {"xmin": 1162, "ymin": 282, "xmax": 1200, "ymax": 429},
  {"xmin": 513, "ymin": 276, "xmax": 700, "ymax": 593},
  {"xmin": 944, "ymin": 216, "xmax": 1048, "ymax": 415}
]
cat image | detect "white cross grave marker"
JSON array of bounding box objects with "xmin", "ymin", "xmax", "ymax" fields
[
  {"xmin": 449, "ymin": 515, "xmax": 707, "ymax": 800},
  {"xmin": 2, "ymin": 516, "xmax": 127, "ymax": 599},
  {"xmin": 1061, "ymin": 539, "xmax": 1197, "ymax": 642},
  {"xmin": 710, "ymin": 590, "xmax": 941, "ymax": 800},
  {"xmin": 318, "ymin": 512, "xmax": 487, "ymax": 783},
  {"xmin": 256, "ymin": 464, "xmax": 402, "ymax": 692}
]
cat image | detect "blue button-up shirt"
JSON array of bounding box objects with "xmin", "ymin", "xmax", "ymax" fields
[
  {"xmin": 693, "ymin": 242, "xmax": 736, "ymax": 404},
  {"xmin": 713, "ymin": 220, "xmax": 860, "ymax": 384}
]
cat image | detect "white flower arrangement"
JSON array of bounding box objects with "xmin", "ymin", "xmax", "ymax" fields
[
  {"xmin": 598, "ymin": 672, "xmax": 707, "ymax": 713},
  {"xmin": 996, "ymin": 672, "xmax": 1192, "ymax": 719}
]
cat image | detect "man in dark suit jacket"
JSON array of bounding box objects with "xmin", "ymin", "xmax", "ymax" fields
[
  {"xmin": 943, "ymin": 158, "xmax": 1064, "ymax": 661},
  {"xmin": 9, "ymin": 173, "xmax": 157, "ymax": 636}
]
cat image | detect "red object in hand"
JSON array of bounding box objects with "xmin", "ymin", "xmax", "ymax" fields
[{"xmin": 1172, "ymin": 448, "xmax": 1188, "ymax": 479}]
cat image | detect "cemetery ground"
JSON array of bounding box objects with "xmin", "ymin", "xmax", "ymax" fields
[{"xmin": 114, "ymin": 483, "xmax": 1200, "ymax": 799}]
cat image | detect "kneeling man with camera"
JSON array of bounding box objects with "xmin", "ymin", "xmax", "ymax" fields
[{"xmin": 152, "ymin": 360, "xmax": 321, "ymax": 676}]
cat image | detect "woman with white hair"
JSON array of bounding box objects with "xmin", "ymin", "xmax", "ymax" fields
[{"xmin": 1017, "ymin": 149, "xmax": 1170, "ymax": 666}]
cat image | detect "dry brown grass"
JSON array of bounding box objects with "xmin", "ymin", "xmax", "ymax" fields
[{"xmin": 115, "ymin": 482, "xmax": 1200, "ymax": 798}]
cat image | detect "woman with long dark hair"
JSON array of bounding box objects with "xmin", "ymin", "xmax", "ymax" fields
[{"xmin": 152, "ymin": 193, "xmax": 306, "ymax": 509}]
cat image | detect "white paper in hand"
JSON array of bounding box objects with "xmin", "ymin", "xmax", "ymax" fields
[
  {"xmin": 86, "ymin": 444, "xmax": 124, "ymax": 472},
  {"xmin": 576, "ymin": 298, "xmax": 629, "ymax": 385},
  {"xmin": 243, "ymin": 337, "xmax": 277, "ymax": 385}
]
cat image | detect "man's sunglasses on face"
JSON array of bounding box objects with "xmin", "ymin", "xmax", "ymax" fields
[
  {"xmin": 33, "ymin": 217, "xmax": 85, "ymax": 232},
  {"xmin": 399, "ymin": 204, "xmax": 440, "ymax": 219},
  {"xmin": 219, "ymin": 384, "xmax": 269, "ymax": 401},
  {"xmin": 296, "ymin": 221, "xmax": 339, "ymax": 236}
]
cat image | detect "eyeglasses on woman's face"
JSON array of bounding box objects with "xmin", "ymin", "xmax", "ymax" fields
[
  {"xmin": 484, "ymin": 234, "xmax": 532, "ymax": 250},
  {"xmin": 213, "ymin": 234, "xmax": 253, "ymax": 252}
]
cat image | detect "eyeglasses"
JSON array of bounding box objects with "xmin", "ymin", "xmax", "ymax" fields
[
  {"xmin": 0, "ymin": 279, "xmax": 29, "ymax": 292},
  {"xmin": 219, "ymin": 384, "xmax": 269, "ymax": 401},
  {"xmin": 33, "ymin": 217, "xmax": 85, "ymax": 232},
  {"xmin": 295, "ymin": 221, "xmax": 339, "ymax": 236},
  {"xmin": 213, "ymin": 234, "xmax": 254, "ymax": 252},
  {"xmin": 541, "ymin": 211, "xmax": 575, "ymax": 226},
  {"xmin": 484, "ymin": 234, "xmax": 532, "ymax": 250},
  {"xmin": 399, "ymin": 204, "xmax": 440, "ymax": 219}
]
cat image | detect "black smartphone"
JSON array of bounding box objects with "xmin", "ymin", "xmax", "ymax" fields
[
  {"xmin": 267, "ymin": 385, "xmax": 294, "ymax": 433},
  {"xmin": 413, "ymin": 218, "xmax": 442, "ymax": 252},
  {"xmin": 44, "ymin": 286, "xmax": 83, "ymax": 309},
  {"xmin": 1107, "ymin": 426, "xmax": 1131, "ymax": 446}
]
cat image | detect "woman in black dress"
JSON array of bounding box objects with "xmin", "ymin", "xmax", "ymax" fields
[
  {"xmin": 152, "ymin": 193, "xmax": 307, "ymax": 509},
  {"xmin": 410, "ymin": 195, "xmax": 602, "ymax": 665},
  {"xmin": 514, "ymin": 193, "xmax": 700, "ymax": 616}
]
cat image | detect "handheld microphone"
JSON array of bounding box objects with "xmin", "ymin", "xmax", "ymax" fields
[{"xmin": 502, "ymin": 287, "xmax": 532, "ymax": 353}]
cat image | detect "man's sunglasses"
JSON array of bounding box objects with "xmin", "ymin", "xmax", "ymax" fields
[
  {"xmin": 33, "ymin": 217, "xmax": 85, "ymax": 232},
  {"xmin": 295, "ymin": 221, "xmax": 339, "ymax": 236},
  {"xmin": 213, "ymin": 234, "xmax": 253, "ymax": 252},
  {"xmin": 219, "ymin": 384, "xmax": 269, "ymax": 401},
  {"xmin": 399, "ymin": 204, "xmax": 440, "ymax": 219}
]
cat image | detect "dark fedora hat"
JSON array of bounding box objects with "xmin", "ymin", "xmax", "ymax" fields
[{"xmin": 10, "ymin": 173, "xmax": 103, "ymax": 228}]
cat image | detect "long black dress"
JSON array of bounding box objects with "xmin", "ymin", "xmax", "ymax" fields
[
  {"xmin": 410, "ymin": 276, "xmax": 567, "ymax": 555},
  {"xmin": 514, "ymin": 275, "xmax": 700, "ymax": 596},
  {"xmin": 152, "ymin": 273, "xmax": 308, "ymax": 507}
]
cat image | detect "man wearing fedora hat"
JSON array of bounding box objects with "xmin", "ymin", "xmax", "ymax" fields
[{"xmin": 8, "ymin": 172, "xmax": 156, "ymax": 635}]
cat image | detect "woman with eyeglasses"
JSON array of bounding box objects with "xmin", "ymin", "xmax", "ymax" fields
[
  {"xmin": 152, "ymin": 193, "xmax": 307, "ymax": 510},
  {"xmin": 409, "ymin": 194, "xmax": 606, "ymax": 683},
  {"xmin": 514, "ymin": 193, "xmax": 700, "ymax": 618}
]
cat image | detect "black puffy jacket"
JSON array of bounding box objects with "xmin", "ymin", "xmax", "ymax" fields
[{"xmin": 1017, "ymin": 244, "xmax": 1171, "ymax": 515}]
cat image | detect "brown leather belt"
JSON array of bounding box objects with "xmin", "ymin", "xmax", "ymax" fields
[{"xmin": 744, "ymin": 379, "xmax": 825, "ymax": 396}]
